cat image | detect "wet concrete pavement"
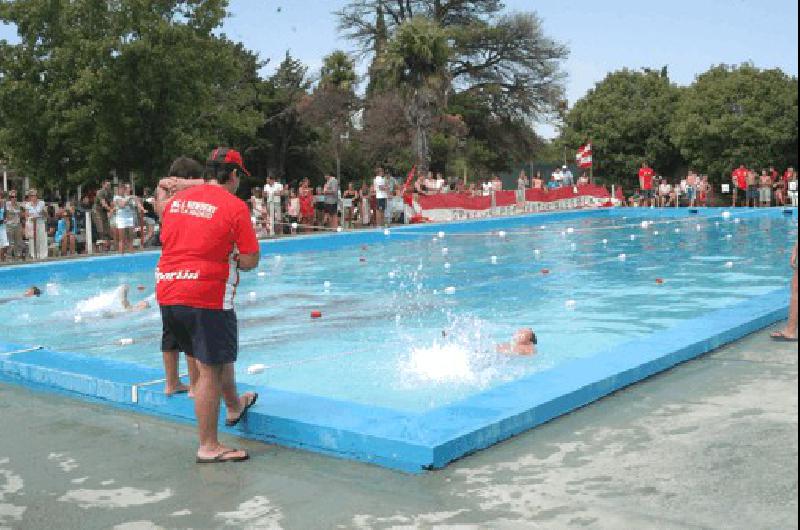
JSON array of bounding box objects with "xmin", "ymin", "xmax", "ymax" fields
[{"xmin": 1, "ymin": 326, "xmax": 797, "ymax": 529}]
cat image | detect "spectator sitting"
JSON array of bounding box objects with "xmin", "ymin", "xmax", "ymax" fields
[{"xmin": 55, "ymin": 207, "xmax": 78, "ymax": 256}]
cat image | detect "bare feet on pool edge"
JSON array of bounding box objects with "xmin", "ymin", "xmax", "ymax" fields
[
  {"xmin": 165, "ymin": 383, "xmax": 191, "ymax": 397},
  {"xmin": 196, "ymin": 445, "xmax": 249, "ymax": 464},
  {"xmin": 225, "ymin": 392, "xmax": 258, "ymax": 427}
]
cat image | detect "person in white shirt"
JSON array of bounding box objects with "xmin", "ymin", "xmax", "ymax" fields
[
  {"xmin": 658, "ymin": 179, "xmax": 672, "ymax": 207},
  {"xmin": 481, "ymin": 180, "xmax": 493, "ymax": 196},
  {"xmin": 424, "ymin": 171, "xmax": 437, "ymax": 194},
  {"xmin": 113, "ymin": 183, "xmax": 140, "ymax": 253},
  {"xmin": 491, "ymin": 175, "xmax": 503, "ymax": 192},
  {"xmin": 551, "ymin": 168, "xmax": 564, "ymax": 188},
  {"xmin": 22, "ymin": 188, "xmax": 48, "ymax": 259},
  {"xmin": 374, "ymin": 167, "xmax": 389, "ymax": 227},
  {"xmin": 264, "ymin": 177, "xmax": 284, "ymax": 236},
  {"xmin": 562, "ymin": 165, "xmax": 574, "ymax": 186},
  {"xmin": 434, "ymin": 173, "xmax": 446, "ymax": 194}
]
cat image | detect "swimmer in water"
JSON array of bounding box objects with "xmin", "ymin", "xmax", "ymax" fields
[
  {"xmin": 75, "ymin": 284, "xmax": 150, "ymax": 317},
  {"xmin": 0, "ymin": 286, "xmax": 42, "ymax": 305},
  {"xmin": 118, "ymin": 284, "xmax": 151, "ymax": 312},
  {"xmin": 496, "ymin": 328, "xmax": 538, "ymax": 356}
]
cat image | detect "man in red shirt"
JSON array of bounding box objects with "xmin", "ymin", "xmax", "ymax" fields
[
  {"xmin": 731, "ymin": 165, "xmax": 748, "ymax": 207},
  {"xmin": 156, "ymin": 147, "xmax": 260, "ymax": 464},
  {"xmin": 638, "ymin": 163, "xmax": 655, "ymax": 207}
]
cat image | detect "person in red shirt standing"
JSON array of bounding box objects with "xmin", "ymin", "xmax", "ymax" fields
[
  {"xmin": 638, "ymin": 162, "xmax": 655, "ymax": 207},
  {"xmin": 731, "ymin": 165, "xmax": 748, "ymax": 207},
  {"xmin": 156, "ymin": 147, "xmax": 260, "ymax": 464}
]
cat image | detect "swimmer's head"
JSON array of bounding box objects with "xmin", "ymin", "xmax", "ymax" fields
[
  {"xmin": 24, "ymin": 286, "xmax": 42, "ymax": 297},
  {"xmin": 514, "ymin": 328, "xmax": 536, "ymax": 346}
]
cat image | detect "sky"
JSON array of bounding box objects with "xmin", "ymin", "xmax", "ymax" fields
[{"xmin": 2, "ymin": 0, "xmax": 798, "ymax": 138}]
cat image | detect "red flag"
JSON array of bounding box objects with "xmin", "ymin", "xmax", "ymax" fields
[
  {"xmin": 576, "ymin": 144, "xmax": 592, "ymax": 169},
  {"xmin": 402, "ymin": 166, "xmax": 416, "ymax": 193}
]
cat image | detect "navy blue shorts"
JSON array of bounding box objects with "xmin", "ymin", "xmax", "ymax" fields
[{"xmin": 160, "ymin": 305, "xmax": 238, "ymax": 365}]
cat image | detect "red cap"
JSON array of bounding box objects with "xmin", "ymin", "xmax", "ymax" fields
[{"xmin": 208, "ymin": 147, "xmax": 250, "ymax": 176}]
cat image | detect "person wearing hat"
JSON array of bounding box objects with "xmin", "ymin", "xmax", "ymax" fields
[
  {"xmin": 156, "ymin": 147, "xmax": 260, "ymax": 464},
  {"xmin": 22, "ymin": 188, "xmax": 48, "ymax": 259}
]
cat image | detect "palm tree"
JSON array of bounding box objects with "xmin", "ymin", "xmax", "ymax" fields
[{"xmin": 382, "ymin": 17, "xmax": 449, "ymax": 174}]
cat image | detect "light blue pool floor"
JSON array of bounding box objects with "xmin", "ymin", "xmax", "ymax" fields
[{"xmin": 0, "ymin": 210, "xmax": 796, "ymax": 413}]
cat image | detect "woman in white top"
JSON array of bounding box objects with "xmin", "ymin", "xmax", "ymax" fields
[
  {"xmin": 658, "ymin": 180, "xmax": 672, "ymax": 208},
  {"xmin": 249, "ymin": 187, "xmax": 266, "ymax": 236},
  {"xmin": 22, "ymin": 188, "xmax": 49, "ymax": 260},
  {"xmin": 113, "ymin": 183, "xmax": 139, "ymax": 253}
]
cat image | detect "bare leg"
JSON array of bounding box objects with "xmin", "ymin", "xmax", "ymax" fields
[
  {"xmin": 781, "ymin": 270, "xmax": 798, "ymax": 339},
  {"xmin": 220, "ymin": 362, "xmax": 256, "ymax": 424},
  {"xmin": 186, "ymin": 355, "xmax": 199, "ymax": 397},
  {"xmin": 163, "ymin": 350, "xmax": 190, "ymax": 396},
  {"xmin": 193, "ymin": 362, "xmax": 247, "ymax": 461}
]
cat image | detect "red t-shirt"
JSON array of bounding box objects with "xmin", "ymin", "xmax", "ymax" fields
[
  {"xmin": 156, "ymin": 184, "xmax": 259, "ymax": 310},
  {"xmin": 638, "ymin": 167, "xmax": 654, "ymax": 190},
  {"xmin": 733, "ymin": 168, "xmax": 748, "ymax": 190}
]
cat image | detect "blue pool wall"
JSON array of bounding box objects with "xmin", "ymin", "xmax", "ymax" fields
[{"xmin": 1, "ymin": 207, "xmax": 796, "ymax": 473}]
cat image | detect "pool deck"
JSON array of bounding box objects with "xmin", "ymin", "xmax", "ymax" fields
[{"xmin": 0, "ymin": 325, "xmax": 796, "ymax": 529}]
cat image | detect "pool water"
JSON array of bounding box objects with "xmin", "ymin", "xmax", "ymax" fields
[{"xmin": 1, "ymin": 211, "xmax": 796, "ymax": 412}]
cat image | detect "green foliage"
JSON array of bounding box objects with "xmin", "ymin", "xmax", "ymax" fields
[
  {"xmin": 0, "ymin": 0, "xmax": 261, "ymax": 190},
  {"xmin": 339, "ymin": 0, "xmax": 567, "ymax": 173},
  {"xmin": 560, "ymin": 68, "xmax": 683, "ymax": 188},
  {"xmin": 247, "ymin": 52, "xmax": 320, "ymax": 185},
  {"xmin": 669, "ymin": 64, "xmax": 798, "ymax": 183}
]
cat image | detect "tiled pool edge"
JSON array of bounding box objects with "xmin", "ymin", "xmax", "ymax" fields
[{"xmin": 0, "ymin": 289, "xmax": 789, "ymax": 473}]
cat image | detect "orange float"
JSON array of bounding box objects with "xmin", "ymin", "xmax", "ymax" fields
[{"xmin": 311, "ymin": 310, "xmax": 322, "ymax": 319}]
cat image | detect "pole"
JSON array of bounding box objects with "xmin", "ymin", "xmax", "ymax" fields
[
  {"xmin": 86, "ymin": 211, "xmax": 94, "ymax": 255},
  {"xmin": 2, "ymin": 169, "xmax": 6, "ymax": 192}
]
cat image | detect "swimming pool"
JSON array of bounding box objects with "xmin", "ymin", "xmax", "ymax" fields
[{"xmin": 1, "ymin": 207, "xmax": 796, "ymax": 471}]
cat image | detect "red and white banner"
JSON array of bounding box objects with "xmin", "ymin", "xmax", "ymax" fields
[
  {"xmin": 413, "ymin": 185, "xmax": 617, "ymax": 222},
  {"xmin": 576, "ymin": 143, "xmax": 593, "ymax": 168}
]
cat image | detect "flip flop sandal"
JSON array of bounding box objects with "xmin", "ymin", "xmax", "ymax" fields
[
  {"xmin": 225, "ymin": 392, "xmax": 259, "ymax": 427},
  {"xmin": 771, "ymin": 333, "xmax": 798, "ymax": 342},
  {"xmin": 196, "ymin": 449, "xmax": 249, "ymax": 464}
]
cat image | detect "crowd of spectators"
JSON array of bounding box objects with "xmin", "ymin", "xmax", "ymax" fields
[
  {"xmin": 625, "ymin": 163, "xmax": 798, "ymax": 208},
  {"xmin": 1, "ymin": 163, "xmax": 796, "ymax": 263}
]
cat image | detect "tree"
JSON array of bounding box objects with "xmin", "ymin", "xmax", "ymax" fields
[
  {"xmin": 0, "ymin": 0, "xmax": 261, "ymax": 190},
  {"xmin": 338, "ymin": 0, "xmax": 567, "ymax": 171},
  {"xmin": 382, "ymin": 16, "xmax": 450, "ymax": 172},
  {"xmin": 560, "ymin": 68, "xmax": 684, "ymax": 188},
  {"xmin": 248, "ymin": 52, "xmax": 321, "ymax": 185},
  {"xmin": 669, "ymin": 64, "xmax": 798, "ymax": 183},
  {"xmin": 299, "ymin": 51, "xmax": 359, "ymax": 180}
]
